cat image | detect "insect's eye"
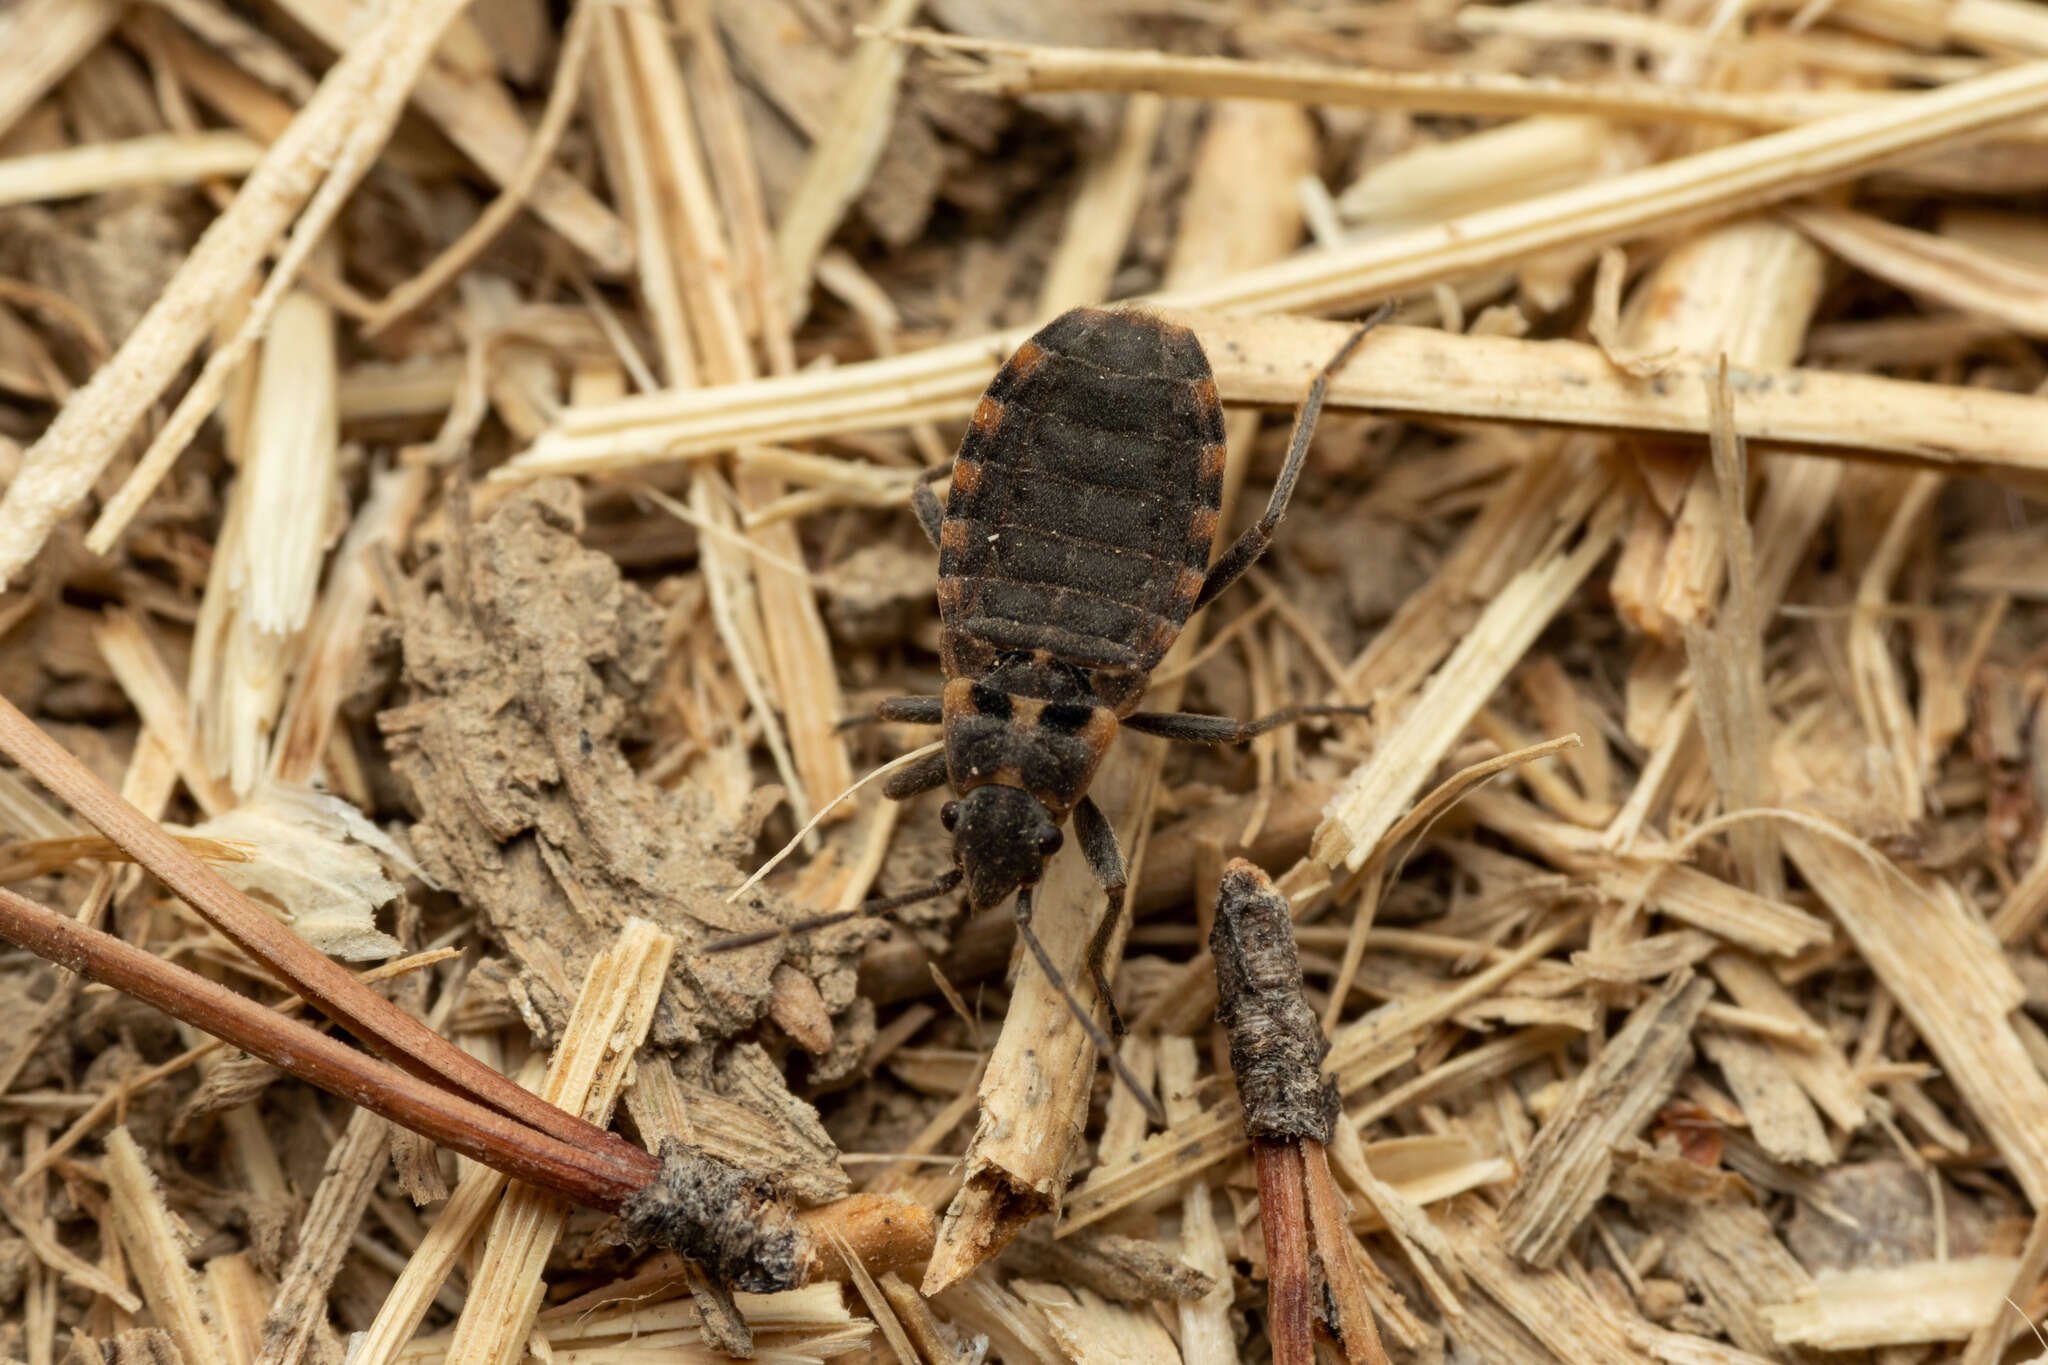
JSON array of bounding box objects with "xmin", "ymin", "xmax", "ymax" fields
[
  {"xmin": 940, "ymin": 801, "xmax": 960, "ymax": 831},
  {"xmin": 1038, "ymin": 828, "xmax": 1063, "ymax": 856}
]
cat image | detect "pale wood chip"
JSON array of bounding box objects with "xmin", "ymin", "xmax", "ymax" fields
[
  {"xmin": 1500, "ymin": 970, "xmax": 1715, "ymax": 1266},
  {"xmin": 102, "ymin": 1127, "xmax": 219, "ymax": 1362},
  {"xmin": 1763, "ymin": 1258, "xmax": 2021, "ymax": 1349},
  {"xmin": 439, "ymin": 920, "xmax": 676, "ymax": 1365},
  {"xmin": 257, "ymin": 1106, "xmax": 390, "ymax": 1365},
  {"xmin": 1696, "ymin": 1027, "xmax": 1834, "ymax": 1166},
  {"xmin": 1782, "ymin": 821, "xmax": 2048, "ymax": 1204},
  {"xmin": 1436, "ymin": 1195, "xmax": 1655, "ymax": 1365}
]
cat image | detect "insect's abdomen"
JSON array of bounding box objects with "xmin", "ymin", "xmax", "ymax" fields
[{"xmin": 937, "ymin": 309, "xmax": 1227, "ymax": 707}]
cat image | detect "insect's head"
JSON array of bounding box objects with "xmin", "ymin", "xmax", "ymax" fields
[{"xmin": 941, "ymin": 784, "xmax": 1063, "ymax": 909}]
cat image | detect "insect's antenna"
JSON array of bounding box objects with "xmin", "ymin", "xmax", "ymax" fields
[
  {"xmin": 725, "ymin": 741, "xmax": 944, "ymax": 904},
  {"xmin": 2006, "ymin": 1295, "xmax": 2048, "ymax": 1355},
  {"xmin": 1012, "ymin": 888, "xmax": 1166, "ymax": 1126},
  {"xmin": 703, "ymin": 869, "xmax": 964, "ymax": 954},
  {"xmin": 1267, "ymin": 304, "xmax": 1393, "ymax": 519}
]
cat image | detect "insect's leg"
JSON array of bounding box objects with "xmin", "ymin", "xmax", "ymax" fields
[
  {"xmin": 880, "ymin": 746, "xmax": 951, "ymax": 800},
  {"xmin": 701, "ymin": 868, "xmax": 963, "ymax": 953},
  {"xmin": 836, "ymin": 694, "xmax": 945, "ymax": 731},
  {"xmin": 1012, "ymin": 887, "xmax": 1165, "ymax": 1125},
  {"xmin": 1124, "ymin": 702, "xmax": 1373, "ymax": 745},
  {"xmin": 1193, "ymin": 306, "xmax": 1389, "ymax": 613},
  {"xmin": 1072, "ymin": 796, "xmax": 1130, "ymax": 1038},
  {"xmin": 912, "ymin": 462, "xmax": 951, "ymax": 551}
]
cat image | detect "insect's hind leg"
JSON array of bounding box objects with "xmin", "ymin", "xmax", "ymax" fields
[
  {"xmin": 912, "ymin": 462, "xmax": 951, "ymax": 550},
  {"xmin": 1124, "ymin": 702, "xmax": 1373, "ymax": 745},
  {"xmin": 1012, "ymin": 886, "xmax": 1164, "ymax": 1125},
  {"xmin": 1073, "ymin": 796, "xmax": 1130, "ymax": 1038},
  {"xmin": 1193, "ymin": 306, "xmax": 1390, "ymax": 613}
]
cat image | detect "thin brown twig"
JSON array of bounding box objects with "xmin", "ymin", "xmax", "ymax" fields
[
  {"xmin": 0, "ymin": 883, "xmax": 658, "ymax": 1209},
  {"xmin": 16, "ymin": 948, "xmax": 459, "ymax": 1187},
  {"xmin": 0, "ymin": 692, "xmax": 649, "ymax": 1184}
]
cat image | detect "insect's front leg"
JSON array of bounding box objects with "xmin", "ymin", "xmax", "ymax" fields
[
  {"xmin": 1012, "ymin": 885, "xmax": 1163, "ymax": 1124},
  {"xmin": 1073, "ymin": 796, "xmax": 1130, "ymax": 1038}
]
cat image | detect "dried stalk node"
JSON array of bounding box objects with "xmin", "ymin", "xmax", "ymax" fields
[
  {"xmin": 1212, "ymin": 857, "xmax": 1339, "ymax": 1143},
  {"xmin": 1213, "ymin": 857, "xmax": 1388, "ymax": 1365},
  {"xmin": 618, "ymin": 1139, "xmax": 810, "ymax": 1294}
]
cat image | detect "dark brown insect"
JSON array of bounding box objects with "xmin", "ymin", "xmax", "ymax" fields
[{"xmin": 715, "ymin": 307, "xmax": 1378, "ymax": 1113}]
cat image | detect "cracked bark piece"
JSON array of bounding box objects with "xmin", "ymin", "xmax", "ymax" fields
[{"xmin": 383, "ymin": 479, "xmax": 874, "ymax": 1055}]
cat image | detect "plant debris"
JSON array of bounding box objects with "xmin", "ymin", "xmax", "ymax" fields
[{"xmin": 8, "ymin": 0, "xmax": 2048, "ymax": 1362}]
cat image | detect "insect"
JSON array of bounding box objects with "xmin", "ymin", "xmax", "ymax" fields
[{"xmin": 714, "ymin": 306, "xmax": 1379, "ymax": 1114}]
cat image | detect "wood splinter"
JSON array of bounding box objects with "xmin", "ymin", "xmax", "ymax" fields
[{"xmin": 1213, "ymin": 857, "xmax": 1390, "ymax": 1365}]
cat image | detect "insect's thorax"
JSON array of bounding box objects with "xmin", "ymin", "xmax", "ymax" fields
[{"xmin": 941, "ymin": 671, "xmax": 1118, "ymax": 819}]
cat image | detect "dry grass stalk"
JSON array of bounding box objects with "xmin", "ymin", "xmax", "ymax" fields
[
  {"xmin": 0, "ymin": 130, "xmax": 264, "ymax": 209},
  {"xmin": 0, "ymin": 1166, "xmax": 140, "ymax": 1312},
  {"xmin": 442, "ymin": 919, "xmax": 674, "ymax": 1364},
  {"xmin": 270, "ymin": 465, "xmax": 430, "ymax": 786},
  {"xmin": 1792, "ymin": 202, "xmax": 2048, "ymax": 336},
  {"xmin": 259, "ymin": 1106, "xmax": 389, "ymax": 1365},
  {"xmin": 188, "ymin": 287, "xmax": 339, "ymax": 795},
  {"xmin": 360, "ymin": 0, "xmax": 602, "ymax": 336},
  {"xmin": 94, "ymin": 610, "xmax": 237, "ymax": 819},
  {"xmin": 258, "ymin": 0, "xmax": 630, "ymax": 270},
  {"xmin": 79, "ymin": 0, "xmax": 496, "ymax": 560},
  {"xmin": 0, "ymin": 0, "xmax": 476, "ymax": 588},
  {"xmin": 1036, "ymin": 93, "xmax": 1166, "ymax": 317},
  {"xmin": 1170, "ymin": 58, "xmax": 2048, "ymax": 312},
  {"xmin": 0, "ymin": 0, "xmax": 122, "ymax": 139},
  {"xmin": 904, "ymin": 28, "xmax": 1871, "ymax": 127},
  {"xmin": 1466, "ymin": 790, "xmax": 1828, "ymax": 957},
  {"xmin": 1314, "ymin": 494, "xmax": 1621, "ymax": 873},
  {"xmin": 1158, "ymin": 1037, "xmax": 1235, "ymax": 1365},
  {"xmin": 403, "ymin": 1283, "xmax": 869, "ymax": 1362},
  {"xmin": 600, "ymin": 4, "xmax": 854, "ymax": 823},
  {"xmin": 775, "ymin": 0, "xmax": 924, "ymax": 313},
  {"xmin": 102, "ymin": 1126, "xmax": 225, "ymax": 1365},
  {"xmin": 508, "ymin": 320, "xmax": 2048, "ymax": 489},
  {"xmin": 1319, "ymin": 734, "xmax": 1586, "ymax": 1030}
]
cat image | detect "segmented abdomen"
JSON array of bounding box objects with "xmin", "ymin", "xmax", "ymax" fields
[{"xmin": 937, "ymin": 309, "xmax": 1227, "ymax": 699}]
